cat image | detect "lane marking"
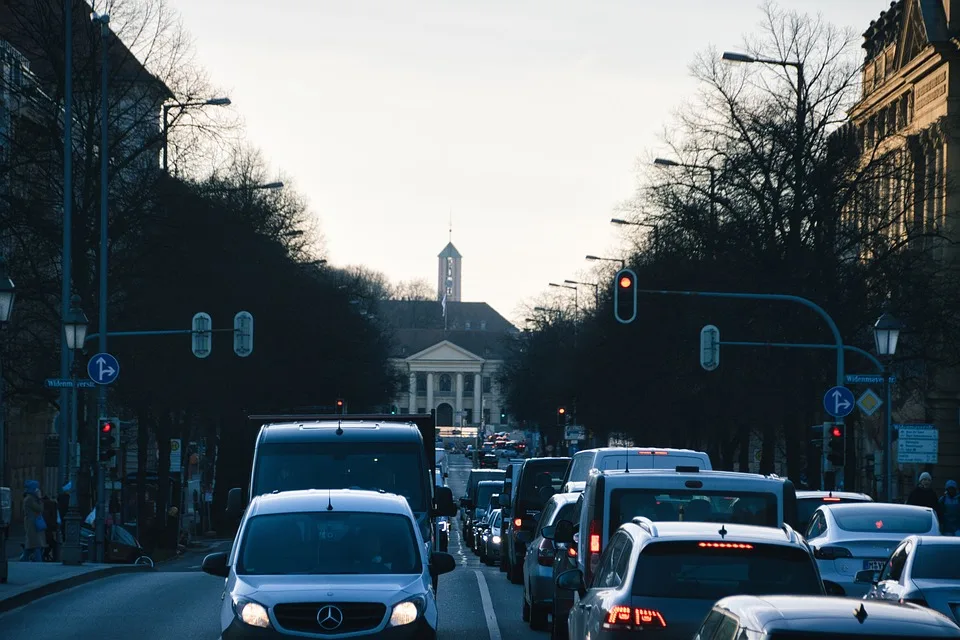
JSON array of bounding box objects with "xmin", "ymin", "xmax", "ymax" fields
[{"xmin": 474, "ymin": 569, "xmax": 502, "ymax": 640}]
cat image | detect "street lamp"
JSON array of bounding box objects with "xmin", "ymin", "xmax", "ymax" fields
[
  {"xmin": 0, "ymin": 256, "xmax": 14, "ymax": 583},
  {"xmin": 162, "ymin": 97, "xmax": 232, "ymax": 173},
  {"xmin": 61, "ymin": 294, "xmax": 89, "ymax": 566},
  {"xmin": 653, "ymin": 157, "xmax": 718, "ymax": 249},
  {"xmin": 874, "ymin": 312, "xmax": 901, "ymax": 357},
  {"xmin": 873, "ymin": 311, "xmax": 902, "ymax": 503},
  {"xmin": 564, "ymin": 279, "xmax": 599, "ymax": 307},
  {"xmin": 585, "ymin": 255, "xmax": 625, "ymax": 269}
]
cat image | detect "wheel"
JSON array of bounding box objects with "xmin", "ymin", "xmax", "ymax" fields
[
  {"xmin": 530, "ymin": 603, "xmax": 549, "ymax": 631},
  {"xmin": 134, "ymin": 556, "xmax": 154, "ymax": 567},
  {"xmin": 551, "ymin": 598, "xmax": 569, "ymax": 640},
  {"xmin": 521, "ymin": 595, "xmax": 531, "ymax": 622}
]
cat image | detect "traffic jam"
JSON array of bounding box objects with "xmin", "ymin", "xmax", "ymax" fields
[{"xmin": 458, "ymin": 436, "xmax": 960, "ymax": 639}]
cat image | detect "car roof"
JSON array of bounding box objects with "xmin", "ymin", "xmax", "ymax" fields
[
  {"xmin": 579, "ymin": 446, "xmax": 709, "ymax": 455},
  {"xmin": 714, "ymin": 595, "xmax": 960, "ymax": 634},
  {"xmin": 522, "ymin": 457, "xmax": 571, "ymax": 465},
  {"xmin": 593, "ymin": 468, "xmax": 785, "ymax": 483},
  {"xmin": 548, "ymin": 492, "xmax": 580, "ymax": 507},
  {"xmin": 796, "ymin": 490, "xmax": 872, "ymax": 501},
  {"xmin": 470, "ymin": 469, "xmax": 505, "ymax": 475},
  {"xmin": 259, "ymin": 421, "xmax": 422, "ymax": 443},
  {"xmin": 477, "ymin": 480, "xmax": 504, "ymax": 487},
  {"xmin": 819, "ymin": 502, "xmax": 936, "ymax": 517},
  {"xmin": 624, "ymin": 521, "xmax": 803, "ymax": 546},
  {"xmin": 911, "ymin": 535, "xmax": 960, "ymax": 547},
  {"xmin": 246, "ymin": 489, "xmax": 413, "ymax": 517}
]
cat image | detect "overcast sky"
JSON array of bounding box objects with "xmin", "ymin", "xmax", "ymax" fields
[{"xmin": 168, "ymin": 0, "xmax": 884, "ymax": 323}]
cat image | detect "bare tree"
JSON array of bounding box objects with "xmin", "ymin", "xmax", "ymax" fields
[{"xmin": 391, "ymin": 278, "xmax": 434, "ymax": 301}]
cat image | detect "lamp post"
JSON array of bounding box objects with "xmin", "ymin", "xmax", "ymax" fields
[
  {"xmin": 564, "ymin": 279, "xmax": 599, "ymax": 307},
  {"xmin": 653, "ymin": 158, "xmax": 717, "ymax": 250},
  {"xmin": 0, "ymin": 256, "xmax": 15, "ymax": 583},
  {"xmin": 585, "ymin": 255, "xmax": 625, "ymax": 269},
  {"xmin": 611, "ymin": 218, "xmax": 660, "ymax": 254},
  {"xmin": 873, "ymin": 312, "xmax": 902, "ymax": 502},
  {"xmin": 549, "ymin": 283, "xmax": 579, "ymax": 321},
  {"xmin": 161, "ymin": 97, "xmax": 231, "ymax": 173},
  {"xmin": 61, "ymin": 295, "xmax": 89, "ymax": 565}
]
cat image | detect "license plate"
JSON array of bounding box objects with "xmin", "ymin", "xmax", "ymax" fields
[{"xmin": 863, "ymin": 559, "xmax": 885, "ymax": 571}]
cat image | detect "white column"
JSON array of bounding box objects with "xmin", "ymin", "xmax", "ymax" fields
[
  {"xmin": 455, "ymin": 373, "xmax": 464, "ymax": 414},
  {"xmin": 473, "ymin": 373, "xmax": 482, "ymax": 424},
  {"xmin": 408, "ymin": 372, "xmax": 416, "ymax": 413},
  {"xmin": 426, "ymin": 372, "xmax": 434, "ymax": 414}
]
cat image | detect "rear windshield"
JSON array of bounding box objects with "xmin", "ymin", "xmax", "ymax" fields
[
  {"xmin": 833, "ymin": 510, "xmax": 933, "ymax": 534},
  {"xmin": 797, "ymin": 497, "xmax": 870, "ymax": 531},
  {"xmin": 631, "ymin": 541, "xmax": 821, "ymax": 600},
  {"xmin": 517, "ymin": 462, "xmax": 569, "ymax": 512},
  {"xmin": 475, "ymin": 482, "xmax": 504, "ymax": 514},
  {"xmin": 609, "ymin": 489, "xmax": 779, "ymax": 535},
  {"xmin": 911, "ymin": 546, "xmax": 960, "ymax": 580}
]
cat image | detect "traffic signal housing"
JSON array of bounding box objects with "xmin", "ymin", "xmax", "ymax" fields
[
  {"xmin": 613, "ymin": 268, "xmax": 638, "ymax": 324},
  {"xmin": 98, "ymin": 418, "xmax": 118, "ymax": 463},
  {"xmin": 557, "ymin": 406, "xmax": 568, "ymax": 427},
  {"xmin": 826, "ymin": 424, "xmax": 845, "ymax": 467}
]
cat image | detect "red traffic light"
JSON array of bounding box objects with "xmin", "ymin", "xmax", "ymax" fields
[
  {"xmin": 830, "ymin": 426, "xmax": 842, "ymax": 438},
  {"xmin": 619, "ymin": 275, "xmax": 633, "ymax": 289},
  {"xmin": 558, "ymin": 407, "xmax": 566, "ymax": 415},
  {"xmin": 336, "ymin": 399, "xmax": 344, "ymax": 407},
  {"xmin": 100, "ymin": 422, "xmax": 113, "ymax": 433}
]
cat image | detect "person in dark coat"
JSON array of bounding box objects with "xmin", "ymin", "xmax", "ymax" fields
[
  {"xmin": 906, "ymin": 472, "xmax": 942, "ymax": 517},
  {"xmin": 42, "ymin": 494, "xmax": 60, "ymax": 561}
]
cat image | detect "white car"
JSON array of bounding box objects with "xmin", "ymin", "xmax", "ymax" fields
[
  {"xmin": 805, "ymin": 502, "xmax": 940, "ymax": 598},
  {"xmin": 202, "ymin": 489, "xmax": 456, "ymax": 639}
]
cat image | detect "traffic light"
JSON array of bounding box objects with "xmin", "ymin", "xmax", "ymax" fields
[
  {"xmin": 613, "ymin": 268, "xmax": 638, "ymax": 324},
  {"xmin": 390, "ymin": 405, "xmax": 398, "ymax": 415},
  {"xmin": 827, "ymin": 424, "xmax": 845, "ymax": 467},
  {"xmin": 557, "ymin": 406, "xmax": 568, "ymax": 427},
  {"xmin": 98, "ymin": 418, "xmax": 118, "ymax": 463},
  {"xmin": 336, "ymin": 398, "xmax": 345, "ymax": 415}
]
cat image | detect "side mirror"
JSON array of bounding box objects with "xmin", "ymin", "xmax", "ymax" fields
[
  {"xmin": 201, "ymin": 551, "xmax": 230, "ymax": 578},
  {"xmin": 225, "ymin": 488, "xmax": 243, "ymax": 519},
  {"xmin": 516, "ymin": 530, "xmax": 532, "ymax": 544},
  {"xmin": 554, "ymin": 519, "xmax": 575, "ymax": 544},
  {"xmin": 429, "ymin": 551, "xmax": 457, "ymax": 577},
  {"xmin": 541, "ymin": 525, "xmax": 556, "ymax": 540},
  {"xmin": 498, "ymin": 493, "xmax": 511, "ymax": 508},
  {"xmin": 823, "ymin": 580, "xmax": 846, "ymax": 597},
  {"xmin": 434, "ymin": 486, "xmax": 457, "ymax": 517},
  {"xmin": 556, "ymin": 569, "xmax": 586, "ymax": 597},
  {"xmin": 854, "ymin": 570, "xmax": 880, "ymax": 585}
]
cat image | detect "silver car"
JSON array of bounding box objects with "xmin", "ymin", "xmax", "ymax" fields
[
  {"xmin": 805, "ymin": 502, "xmax": 940, "ymax": 598},
  {"xmin": 859, "ymin": 535, "xmax": 960, "ymax": 624},
  {"xmin": 521, "ymin": 492, "xmax": 579, "ymax": 631}
]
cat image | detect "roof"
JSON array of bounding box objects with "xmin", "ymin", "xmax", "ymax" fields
[
  {"xmin": 714, "ymin": 595, "xmax": 960, "ymax": 635},
  {"xmin": 258, "ymin": 420, "xmax": 423, "ymax": 444},
  {"xmin": 594, "ymin": 468, "xmax": 785, "ymax": 484},
  {"xmin": 550, "ymin": 492, "xmax": 582, "ymax": 506},
  {"xmin": 379, "ymin": 300, "xmax": 516, "ymax": 332},
  {"xmin": 248, "ymin": 489, "xmax": 413, "ymax": 517},
  {"xmin": 629, "ymin": 521, "xmax": 802, "ymax": 546},
  {"xmin": 438, "ymin": 242, "xmax": 462, "ymax": 259},
  {"xmin": 796, "ymin": 491, "xmax": 873, "ymax": 501},
  {"xmin": 820, "ymin": 502, "xmax": 936, "ymax": 517},
  {"xmin": 476, "ymin": 480, "xmax": 504, "ymax": 487}
]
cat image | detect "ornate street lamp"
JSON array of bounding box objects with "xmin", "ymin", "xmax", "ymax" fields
[
  {"xmin": 61, "ymin": 294, "xmax": 89, "ymax": 565},
  {"xmin": 873, "ymin": 312, "xmax": 901, "ymax": 357},
  {"xmin": 63, "ymin": 294, "xmax": 89, "ymax": 351}
]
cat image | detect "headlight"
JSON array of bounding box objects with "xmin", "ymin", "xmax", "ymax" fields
[
  {"xmin": 389, "ymin": 596, "xmax": 425, "ymax": 627},
  {"xmin": 492, "ymin": 535, "xmax": 501, "ymax": 544},
  {"xmin": 233, "ymin": 598, "xmax": 271, "ymax": 628}
]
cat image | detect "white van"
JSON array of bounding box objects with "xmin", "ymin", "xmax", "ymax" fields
[
  {"xmin": 560, "ymin": 447, "xmax": 712, "ymax": 493},
  {"xmin": 562, "ymin": 467, "xmax": 798, "ymax": 585}
]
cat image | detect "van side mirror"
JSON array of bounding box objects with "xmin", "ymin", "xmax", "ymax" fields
[
  {"xmin": 429, "ymin": 552, "xmax": 457, "ymax": 577},
  {"xmin": 553, "ymin": 519, "xmax": 574, "ymax": 544},
  {"xmin": 201, "ymin": 551, "xmax": 230, "ymax": 578},
  {"xmin": 556, "ymin": 569, "xmax": 586, "ymax": 597},
  {"xmin": 225, "ymin": 488, "xmax": 243, "ymax": 519},
  {"xmin": 854, "ymin": 570, "xmax": 880, "ymax": 585},
  {"xmin": 434, "ymin": 487, "xmax": 458, "ymax": 517},
  {"xmin": 541, "ymin": 525, "xmax": 556, "ymax": 540}
]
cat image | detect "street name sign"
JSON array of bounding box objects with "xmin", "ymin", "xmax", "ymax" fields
[
  {"xmin": 564, "ymin": 425, "xmax": 585, "ymax": 441},
  {"xmin": 896, "ymin": 424, "xmax": 938, "ymax": 464},
  {"xmin": 823, "ymin": 386, "xmax": 855, "ymax": 418},
  {"xmin": 87, "ymin": 352, "xmax": 119, "ymax": 385},
  {"xmin": 856, "ymin": 389, "xmax": 883, "ymax": 417},
  {"xmin": 44, "ymin": 378, "xmax": 96, "ymax": 389},
  {"xmin": 845, "ymin": 374, "xmax": 896, "ymax": 385}
]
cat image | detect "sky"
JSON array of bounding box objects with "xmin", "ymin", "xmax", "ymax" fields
[{"xmin": 167, "ymin": 0, "xmax": 884, "ymax": 324}]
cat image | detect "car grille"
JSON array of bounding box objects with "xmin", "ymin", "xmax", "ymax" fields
[{"xmin": 273, "ymin": 602, "xmax": 387, "ymax": 634}]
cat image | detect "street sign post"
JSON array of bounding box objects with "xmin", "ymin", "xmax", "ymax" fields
[
  {"xmin": 896, "ymin": 424, "xmax": 938, "ymax": 464},
  {"xmin": 44, "ymin": 378, "xmax": 96, "ymax": 389},
  {"xmin": 699, "ymin": 324, "xmax": 720, "ymax": 371},
  {"xmin": 823, "ymin": 386, "xmax": 854, "ymax": 418},
  {"xmin": 86, "ymin": 353, "xmax": 119, "ymax": 385}
]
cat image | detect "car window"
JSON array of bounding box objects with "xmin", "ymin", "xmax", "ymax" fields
[
  {"xmin": 238, "ymin": 511, "xmax": 422, "ymax": 575},
  {"xmin": 613, "ymin": 536, "xmax": 633, "ymax": 583},
  {"xmin": 609, "ymin": 489, "xmax": 779, "ymax": 535},
  {"xmin": 694, "ymin": 610, "xmax": 726, "ymax": 640},
  {"xmin": 516, "ymin": 461, "xmax": 569, "ymax": 513},
  {"xmin": 713, "ymin": 614, "xmax": 739, "ymax": 640},
  {"xmin": 880, "ymin": 540, "xmax": 911, "ymax": 582},
  {"xmin": 592, "ymin": 532, "xmax": 627, "ymax": 589},
  {"xmin": 834, "ymin": 510, "xmax": 933, "ymax": 534},
  {"xmin": 493, "ymin": 511, "xmax": 502, "ymax": 528},
  {"xmin": 631, "ymin": 541, "xmax": 821, "ymax": 600},
  {"xmin": 537, "ymin": 500, "xmax": 559, "ymax": 536},
  {"xmin": 805, "ymin": 511, "xmax": 827, "ymax": 539},
  {"xmin": 475, "ymin": 482, "xmax": 504, "ymax": 515},
  {"xmin": 567, "ymin": 452, "xmax": 595, "ymax": 484},
  {"xmin": 910, "ymin": 544, "xmax": 960, "ymax": 580}
]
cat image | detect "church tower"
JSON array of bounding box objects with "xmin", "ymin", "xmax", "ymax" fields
[{"xmin": 438, "ymin": 241, "xmax": 462, "ymax": 302}]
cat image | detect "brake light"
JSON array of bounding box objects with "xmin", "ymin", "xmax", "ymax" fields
[
  {"xmin": 537, "ymin": 539, "xmax": 555, "ymax": 566},
  {"xmin": 587, "ymin": 519, "xmax": 602, "ymax": 580},
  {"xmin": 698, "ymin": 542, "xmax": 753, "ymax": 549},
  {"xmin": 590, "ymin": 534, "xmax": 600, "ymax": 553},
  {"xmin": 514, "ymin": 518, "xmax": 522, "ymax": 528},
  {"xmin": 822, "ymin": 497, "xmax": 841, "ymax": 502},
  {"xmin": 567, "ymin": 546, "xmax": 577, "ymax": 557},
  {"xmin": 603, "ymin": 606, "xmax": 666, "ymax": 630},
  {"xmin": 814, "ymin": 546, "xmax": 852, "ymax": 560}
]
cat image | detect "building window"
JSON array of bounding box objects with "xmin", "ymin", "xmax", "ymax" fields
[
  {"xmin": 439, "ymin": 374, "xmax": 452, "ymax": 393},
  {"xmin": 416, "ymin": 374, "xmax": 427, "ymax": 396},
  {"xmin": 500, "ymin": 410, "xmax": 508, "ymax": 425},
  {"xmin": 400, "ymin": 407, "xmax": 409, "ymax": 415},
  {"xmin": 480, "ymin": 320, "xmax": 486, "ymax": 330},
  {"xmin": 482, "ymin": 376, "xmax": 492, "ymax": 393},
  {"xmin": 464, "ymin": 408, "xmax": 473, "ymax": 424},
  {"xmin": 482, "ymin": 408, "xmax": 491, "ymax": 425},
  {"xmin": 465, "ymin": 322, "xmax": 471, "ymax": 330},
  {"xmin": 417, "ymin": 407, "xmax": 426, "ymax": 414},
  {"xmin": 464, "ymin": 376, "xmax": 475, "ymax": 394}
]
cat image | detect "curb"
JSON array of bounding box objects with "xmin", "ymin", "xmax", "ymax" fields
[{"xmin": 0, "ymin": 564, "xmax": 153, "ymax": 614}]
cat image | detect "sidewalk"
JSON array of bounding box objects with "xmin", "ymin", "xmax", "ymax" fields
[{"xmin": 0, "ymin": 560, "xmax": 151, "ymax": 613}]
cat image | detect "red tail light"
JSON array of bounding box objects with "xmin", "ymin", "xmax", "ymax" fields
[
  {"xmin": 814, "ymin": 546, "xmax": 852, "ymax": 560},
  {"xmin": 603, "ymin": 606, "xmax": 667, "ymax": 630},
  {"xmin": 822, "ymin": 497, "xmax": 841, "ymax": 502},
  {"xmin": 698, "ymin": 542, "xmax": 753, "ymax": 549},
  {"xmin": 513, "ymin": 518, "xmax": 522, "ymax": 528},
  {"xmin": 537, "ymin": 538, "xmax": 555, "ymax": 566},
  {"xmin": 567, "ymin": 545, "xmax": 577, "ymax": 557},
  {"xmin": 586, "ymin": 519, "xmax": 601, "ymax": 581}
]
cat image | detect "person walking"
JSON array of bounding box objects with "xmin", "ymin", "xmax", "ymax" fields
[
  {"xmin": 20, "ymin": 480, "xmax": 46, "ymax": 562},
  {"xmin": 906, "ymin": 472, "xmax": 941, "ymax": 516},
  {"xmin": 939, "ymin": 480, "xmax": 960, "ymax": 536}
]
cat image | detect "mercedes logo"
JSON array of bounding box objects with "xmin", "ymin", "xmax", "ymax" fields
[{"xmin": 317, "ymin": 605, "xmax": 344, "ymax": 631}]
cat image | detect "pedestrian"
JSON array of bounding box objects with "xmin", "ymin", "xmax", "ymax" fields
[
  {"xmin": 57, "ymin": 484, "xmax": 70, "ymax": 543},
  {"xmin": 939, "ymin": 480, "xmax": 960, "ymax": 536},
  {"xmin": 42, "ymin": 493, "xmax": 60, "ymax": 561},
  {"xmin": 906, "ymin": 472, "xmax": 941, "ymax": 515},
  {"xmin": 20, "ymin": 480, "xmax": 47, "ymax": 562}
]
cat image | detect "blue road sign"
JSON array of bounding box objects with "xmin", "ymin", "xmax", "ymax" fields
[
  {"xmin": 823, "ymin": 386, "xmax": 855, "ymax": 418},
  {"xmin": 87, "ymin": 352, "xmax": 120, "ymax": 385},
  {"xmin": 45, "ymin": 378, "xmax": 96, "ymax": 389}
]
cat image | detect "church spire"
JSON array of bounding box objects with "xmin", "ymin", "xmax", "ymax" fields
[{"xmin": 438, "ymin": 215, "xmax": 462, "ymax": 303}]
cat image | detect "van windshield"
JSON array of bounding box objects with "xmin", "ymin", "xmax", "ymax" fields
[
  {"xmin": 609, "ymin": 489, "xmax": 779, "ymax": 535},
  {"xmin": 252, "ymin": 442, "xmax": 427, "ymax": 511},
  {"xmin": 517, "ymin": 461, "xmax": 569, "ymax": 513},
  {"xmin": 475, "ymin": 482, "xmax": 504, "ymax": 515}
]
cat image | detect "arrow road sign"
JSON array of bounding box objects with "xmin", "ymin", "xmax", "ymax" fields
[
  {"xmin": 87, "ymin": 352, "xmax": 120, "ymax": 385},
  {"xmin": 45, "ymin": 378, "xmax": 96, "ymax": 389},
  {"xmin": 823, "ymin": 386, "xmax": 855, "ymax": 418}
]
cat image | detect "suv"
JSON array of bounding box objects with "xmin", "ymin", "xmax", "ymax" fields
[
  {"xmin": 557, "ymin": 520, "xmax": 823, "ymax": 640},
  {"xmin": 561, "ymin": 447, "xmax": 712, "ymax": 493},
  {"xmin": 202, "ymin": 489, "xmax": 456, "ymax": 639}
]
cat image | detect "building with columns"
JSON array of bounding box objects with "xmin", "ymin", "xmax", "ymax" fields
[
  {"xmin": 379, "ymin": 242, "xmax": 517, "ymax": 435},
  {"xmin": 846, "ymin": 0, "xmax": 960, "ymax": 489}
]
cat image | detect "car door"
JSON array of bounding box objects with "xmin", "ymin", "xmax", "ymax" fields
[
  {"xmin": 873, "ymin": 539, "xmax": 910, "ymax": 602},
  {"xmin": 573, "ymin": 532, "xmax": 628, "ymax": 638}
]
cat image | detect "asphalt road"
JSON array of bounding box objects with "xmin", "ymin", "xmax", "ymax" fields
[{"xmin": 0, "ymin": 455, "xmax": 545, "ymax": 640}]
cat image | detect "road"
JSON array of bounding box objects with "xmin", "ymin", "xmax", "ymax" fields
[{"xmin": 0, "ymin": 454, "xmax": 544, "ymax": 640}]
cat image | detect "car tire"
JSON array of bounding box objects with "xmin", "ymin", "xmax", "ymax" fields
[
  {"xmin": 521, "ymin": 596, "xmax": 531, "ymax": 622},
  {"xmin": 551, "ymin": 600, "xmax": 568, "ymax": 640},
  {"xmin": 530, "ymin": 604, "xmax": 549, "ymax": 631}
]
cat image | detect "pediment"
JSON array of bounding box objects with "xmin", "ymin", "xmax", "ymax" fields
[
  {"xmin": 407, "ymin": 340, "xmax": 483, "ymax": 362},
  {"xmin": 896, "ymin": 0, "xmax": 930, "ymax": 70}
]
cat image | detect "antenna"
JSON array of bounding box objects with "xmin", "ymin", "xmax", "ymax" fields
[
  {"xmin": 327, "ymin": 489, "xmax": 333, "ymax": 511},
  {"xmin": 449, "ymin": 208, "xmax": 453, "ymax": 242},
  {"xmin": 336, "ymin": 419, "xmax": 343, "ymax": 436},
  {"xmin": 624, "ymin": 448, "xmax": 630, "ymax": 473}
]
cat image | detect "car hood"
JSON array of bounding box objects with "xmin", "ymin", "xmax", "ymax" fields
[{"xmin": 233, "ymin": 574, "xmax": 425, "ymax": 604}]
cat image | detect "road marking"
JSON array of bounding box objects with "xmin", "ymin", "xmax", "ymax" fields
[{"xmin": 474, "ymin": 570, "xmax": 502, "ymax": 640}]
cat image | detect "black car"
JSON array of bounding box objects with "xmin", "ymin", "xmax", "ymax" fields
[{"xmin": 480, "ymin": 453, "xmax": 499, "ymax": 469}]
